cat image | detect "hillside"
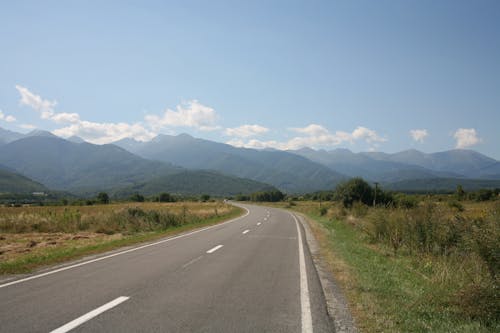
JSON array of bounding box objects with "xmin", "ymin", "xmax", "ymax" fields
[
  {"xmin": 113, "ymin": 134, "xmax": 345, "ymax": 193},
  {"xmin": 113, "ymin": 170, "xmax": 277, "ymax": 198},
  {"xmin": 0, "ymin": 167, "xmax": 47, "ymax": 194}
]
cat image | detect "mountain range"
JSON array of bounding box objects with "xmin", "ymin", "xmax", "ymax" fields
[{"xmin": 0, "ymin": 126, "xmax": 499, "ymax": 196}]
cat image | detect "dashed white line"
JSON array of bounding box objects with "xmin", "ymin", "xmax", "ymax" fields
[
  {"xmin": 182, "ymin": 255, "xmax": 203, "ymax": 269},
  {"xmin": 50, "ymin": 296, "xmax": 129, "ymax": 333},
  {"xmin": 257, "ymin": 222, "xmax": 262, "ymax": 226},
  {"xmin": 291, "ymin": 213, "xmax": 313, "ymax": 333},
  {"xmin": 206, "ymin": 244, "xmax": 224, "ymax": 254},
  {"xmin": 242, "ymin": 229, "xmax": 250, "ymax": 234},
  {"xmin": 0, "ymin": 207, "xmax": 250, "ymax": 289}
]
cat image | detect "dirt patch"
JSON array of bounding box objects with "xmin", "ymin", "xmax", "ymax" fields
[{"xmin": 0, "ymin": 232, "xmax": 122, "ymax": 262}]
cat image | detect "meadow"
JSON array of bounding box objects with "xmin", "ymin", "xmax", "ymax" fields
[
  {"xmin": 276, "ymin": 198, "xmax": 499, "ymax": 332},
  {"xmin": 0, "ymin": 201, "xmax": 241, "ymax": 274}
]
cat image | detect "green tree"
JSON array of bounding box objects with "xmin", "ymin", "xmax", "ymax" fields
[
  {"xmin": 130, "ymin": 193, "xmax": 145, "ymax": 202},
  {"xmin": 200, "ymin": 194, "xmax": 210, "ymax": 202},
  {"xmin": 335, "ymin": 178, "xmax": 374, "ymax": 208},
  {"xmin": 158, "ymin": 192, "xmax": 175, "ymax": 202},
  {"xmin": 96, "ymin": 192, "xmax": 109, "ymax": 204}
]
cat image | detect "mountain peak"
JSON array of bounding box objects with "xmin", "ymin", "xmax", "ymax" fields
[{"xmin": 26, "ymin": 129, "xmax": 57, "ymax": 138}]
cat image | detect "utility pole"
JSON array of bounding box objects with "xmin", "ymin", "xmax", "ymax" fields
[{"xmin": 373, "ymin": 182, "xmax": 379, "ymax": 206}]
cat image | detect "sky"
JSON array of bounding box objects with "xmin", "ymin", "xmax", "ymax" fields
[{"xmin": 1, "ymin": 0, "xmax": 499, "ymax": 158}]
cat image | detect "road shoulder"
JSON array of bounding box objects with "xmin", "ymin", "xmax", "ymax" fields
[{"xmin": 294, "ymin": 212, "xmax": 358, "ymax": 333}]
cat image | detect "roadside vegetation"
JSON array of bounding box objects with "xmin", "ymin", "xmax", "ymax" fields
[
  {"xmin": 0, "ymin": 200, "xmax": 242, "ymax": 275},
  {"xmin": 260, "ymin": 179, "xmax": 499, "ymax": 332}
]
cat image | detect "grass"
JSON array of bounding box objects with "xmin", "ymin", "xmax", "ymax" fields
[
  {"xmin": 0, "ymin": 202, "xmax": 243, "ymax": 275},
  {"xmin": 268, "ymin": 200, "xmax": 499, "ymax": 332}
]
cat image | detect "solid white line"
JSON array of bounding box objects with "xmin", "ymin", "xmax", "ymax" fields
[
  {"xmin": 292, "ymin": 213, "xmax": 313, "ymax": 333},
  {"xmin": 206, "ymin": 244, "xmax": 224, "ymax": 254},
  {"xmin": 0, "ymin": 207, "xmax": 250, "ymax": 289},
  {"xmin": 50, "ymin": 296, "xmax": 129, "ymax": 333},
  {"xmin": 257, "ymin": 222, "xmax": 262, "ymax": 226},
  {"xmin": 242, "ymin": 229, "xmax": 250, "ymax": 234}
]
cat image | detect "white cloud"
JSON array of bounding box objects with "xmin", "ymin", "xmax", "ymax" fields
[
  {"xmin": 410, "ymin": 129, "xmax": 428, "ymax": 143},
  {"xmin": 15, "ymin": 85, "xmax": 57, "ymax": 117},
  {"xmin": 50, "ymin": 112, "xmax": 81, "ymax": 124},
  {"xmin": 53, "ymin": 120, "xmax": 155, "ymax": 144},
  {"xmin": 227, "ymin": 138, "xmax": 285, "ymax": 150},
  {"xmin": 14, "ymin": 85, "xmax": 156, "ymax": 144},
  {"xmin": 0, "ymin": 110, "xmax": 16, "ymax": 123},
  {"xmin": 453, "ymin": 128, "xmax": 481, "ymax": 149},
  {"xmin": 20, "ymin": 124, "xmax": 36, "ymax": 130},
  {"xmin": 227, "ymin": 124, "xmax": 387, "ymax": 150},
  {"xmin": 290, "ymin": 124, "xmax": 330, "ymax": 136},
  {"xmin": 351, "ymin": 126, "xmax": 386, "ymax": 143},
  {"xmin": 145, "ymin": 100, "xmax": 219, "ymax": 131},
  {"xmin": 225, "ymin": 124, "xmax": 269, "ymax": 138}
]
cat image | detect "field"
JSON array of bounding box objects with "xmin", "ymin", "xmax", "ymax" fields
[
  {"xmin": 271, "ymin": 199, "xmax": 499, "ymax": 332},
  {"xmin": 0, "ymin": 201, "xmax": 242, "ymax": 275}
]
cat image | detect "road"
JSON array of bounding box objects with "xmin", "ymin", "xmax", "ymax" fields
[{"xmin": 0, "ymin": 203, "xmax": 333, "ymax": 332}]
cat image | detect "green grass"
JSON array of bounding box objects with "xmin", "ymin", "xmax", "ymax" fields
[
  {"xmin": 305, "ymin": 212, "xmax": 498, "ymax": 333},
  {"xmin": 0, "ymin": 206, "xmax": 243, "ymax": 275}
]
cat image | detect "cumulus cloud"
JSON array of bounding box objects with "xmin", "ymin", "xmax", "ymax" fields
[
  {"xmin": 227, "ymin": 124, "xmax": 387, "ymax": 150},
  {"xmin": 145, "ymin": 100, "xmax": 219, "ymax": 131},
  {"xmin": 53, "ymin": 120, "xmax": 156, "ymax": 144},
  {"xmin": 453, "ymin": 128, "xmax": 481, "ymax": 149},
  {"xmin": 15, "ymin": 85, "xmax": 57, "ymax": 118},
  {"xmin": 410, "ymin": 129, "xmax": 428, "ymax": 143},
  {"xmin": 225, "ymin": 124, "xmax": 269, "ymax": 138},
  {"xmin": 50, "ymin": 112, "xmax": 81, "ymax": 124},
  {"xmin": 15, "ymin": 85, "xmax": 156, "ymax": 144},
  {"xmin": 0, "ymin": 110, "xmax": 16, "ymax": 122}
]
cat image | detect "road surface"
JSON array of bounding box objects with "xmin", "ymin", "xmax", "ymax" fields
[{"xmin": 0, "ymin": 203, "xmax": 333, "ymax": 332}]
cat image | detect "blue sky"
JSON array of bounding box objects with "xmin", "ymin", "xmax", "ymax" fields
[{"xmin": 1, "ymin": 0, "xmax": 499, "ymax": 158}]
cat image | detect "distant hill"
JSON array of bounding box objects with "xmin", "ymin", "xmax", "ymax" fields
[
  {"xmin": 292, "ymin": 147, "xmax": 500, "ymax": 182},
  {"xmin": 384, "ymin": 178, "xmax": 500, "ymax": 192},
  {"xmin": 0, "ymin": 166, "xmax": 48, "ymax": 194},
  {"xmin": 362, "ymin": 149, "xmax": 500, "ymax": 178},
  {"xmin": 0, "ymin": 127, "xmax": 24, "ymax": 145},
  {"xmin": 0, "ymin": 136, "xmax": 182, "ymax": 194},
  {"xmin": 113, "ymin": 134, "xmax": 345, "ymax": 193},
  {"xmin": 113, "ymin": 170, "xmax": 277, "ymax": 198}
]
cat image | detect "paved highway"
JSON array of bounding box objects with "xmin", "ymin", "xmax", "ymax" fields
[{"xmin": 0, "ymin": 203, "xmax": 333, "ymax": 332}]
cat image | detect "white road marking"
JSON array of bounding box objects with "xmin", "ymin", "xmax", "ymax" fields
[
  {"xmin": 264, "ymin": 217, "xmax": 267, "ymax": 221},
  {"xmin": 292, "ymin": 213, "xmax": 313, "ymax": 333},
  {"xmin": 257, "ymin": 222, "xmax": 262, "ymax": 226},
  {"xmin": 242, "ymin": 229, "xmax": 250, "ymax": 234},
  {"xmin": 206, "ymin": 244, "xmax": 224, "ymax": 254},
  {"xmin": 50, "ymin": 296, "xmax": 129, "ymax": 333},
  {"xmin": 0, "ymin": 207, "xmax": 250, "ymax": 289},
  {"xmin": 182, "ymin": 255, "xmax": 203, "ymax": 269}
]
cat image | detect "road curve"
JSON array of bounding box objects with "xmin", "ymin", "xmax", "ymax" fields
[{"xmin": 0, "ymin": 203, "xmax": 333, "ymax": 332}]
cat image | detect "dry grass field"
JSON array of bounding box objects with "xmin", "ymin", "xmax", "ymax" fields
[{"xmin": 0, "ymin": 201, "xmax": 241, "ymax": 274}]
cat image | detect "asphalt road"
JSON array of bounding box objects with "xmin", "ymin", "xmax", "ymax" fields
[{"xmin": 0, "ymin": 203, "xmax": 333, "ymax": 332}]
